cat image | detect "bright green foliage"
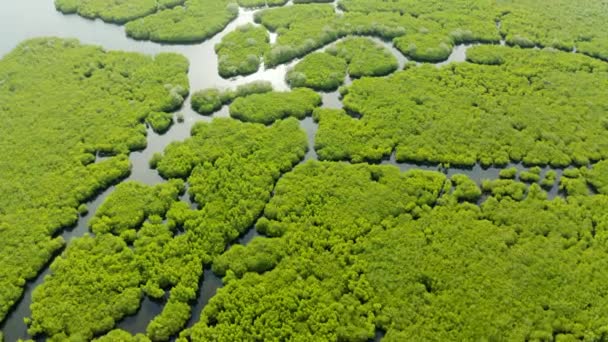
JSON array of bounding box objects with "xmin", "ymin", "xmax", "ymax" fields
[
  {"xmin": 94, "ymin": 329, "xmax": 151, "ymax": 342},
  {"xmin": 499, "ymin": 167, "xmax": 518, "ymax": 179},
  {"xmin": 237, "ymin": 0, "xmax": 287, "ymax": 8},
  {"xmin": 329, "ymin": 37, "xmax": 398, "ymax": 77},
  {"xmin": 482, "ymin": 179, "xmax": 528, "ymax": 201},
  {"xmin": 499, "ymin": 0, "xmax": 608, "ymax": 58},
  {"xmin": 229, "ymin": 88, "xmax": 322, "ymax": 124},
  {"xmin": 256, "ymin": 0, "xmax": 608, "ymax": 67},
  {"xmin": 395, "ymin": 32, "xmax": 454, "ymax": 62},
  {"xmin": 180, "ymin": 161, "xmax": 608, "ymax": 340},
  {"xmin": 216, "ymin": 24, "xmax": 270, "ymax": 78},
  {"xmin": 125, "ymin": 0, "xmax": 238, "ymax": 43},
  {"xmin": 28, "ymin": 234, "xmax": 143, "ymax": 340},
  {"xmin": 28, "ymin": 181, "xmax": 184, "ymax": 340},
  {"xmin": 256, "ymin": 2, "xmax": 498, "ymax": 66},
  {"xmin": 451, "ymin": 174, "xmax": 481, "ymax": 202},
  {"xmin": 180, "ymin": 162, "xmax": 446, "ymax": 341},
  {"xmin": 585, "ymin": 161, "xmax": 608, "ymax": 195},
  {"xmin": 0, "ymin": 331, "xmax": 3, "ymax": 342},
  {"xmin": 90, "ymin": 181, "xmax": 184, "ymax": 235},
  {"xmin": 0, "ymin": 38, "xmax": 188, "ymax": 323},
  {"xmin": 57, "ymin": 0, "xmax": 239, "ymax": 43},
  {"xmin": 519, "ymin": 167, "xmax": 542, "ymax": 183},
  {"xmin": 339, "ymin": 0, "xmax": 608, "ymax": 60},
  {"xmin": 541, "ymin": 170, "xmax": 557, "ymax": 189},
  {"xmin": 286, "ymin": 52, "xmax": 347, "ymax": 91},
  {"xmin": 55, "ymin": 0, "xmax": 163, "ymax": 24},
  {"xmin": 157, "ymin": 118, "xmax": 307, "ymax": 179},
  {"xmin": 560, "ymin": 170, "xmax": 589, "ymax": 197},
  {"xmin": 28, "ymin": 115, "xmax": 307, "ymax": 339},
  {"xmin": 212, "ymin": 237, "xmax": 286, "ymax": 277},
  {"xmin": 253, "ymin": 4, "xmax": 335, "ymax": 32},
  {"xmin": 191, "ymin": 81, "xmax": 273, "ymax": 115},
  {"xmin": 191, "ymin": 88, "xmax": 224, "ymax": 115},
  {"xmin": 147, "ymin": 111, "xmax": 174, "ymax": 134},
  {"xmin": 314, "ymin": 108, "xmax": 393, "ymax": 163},
  {"xmin": 316, "ymin": 46, "xmax": 608, "ymax": 166}
]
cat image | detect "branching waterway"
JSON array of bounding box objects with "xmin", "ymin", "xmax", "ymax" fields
[{"xmin": 0, "ymin": 1, "xmax": 578, "ymax": 340}]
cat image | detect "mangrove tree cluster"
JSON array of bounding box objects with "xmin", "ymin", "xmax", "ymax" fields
[
  {"xmin": 229, "ymin": 88, "xmax": 322, "ymax": 124},
  {"xmin": 179, "ymin": 161, "xmax": 608, "ymax": 341},
  {"xmin": 315, "ymin": 46, "xmax": 608, "ymax": 166},
  {"xmin": 215, "ymin": 24, "xmax": 270, "ymax": 78},
  {"xmin": 26, "ymin": 118, "xmax": 307, "ymax": 340},
  {"xmin": 0, "ymin": 38, "xmax": 188, "ymax": 324},
  {"xmin": 56, "ymin": 0, "xmax": 238, "ymax": 43}
]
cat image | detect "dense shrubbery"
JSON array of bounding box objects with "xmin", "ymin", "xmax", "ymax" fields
[
  {"xmin": 0, "ymin": 38, "xmax": 188, "ymax": 323},
  {"xmin": 315, "ymin": 46, "xmax": 608, "ymax": 166},
  {"xmin": 55, "ymin": 0, "xmax": 163, "ymax": 24},
  {"xmin": 28, "ymin": 119, "xmax": 307, "ymax": 340},
  {"xmin": 176, "ymin": 161, "xmax": 608, "ymax": 340},
  {"xmin": 329, "ymin": 37, "xmax": 398, "ymax": 77},
  {"xmin": 286, "ymin": 52, "xmax": 347, "ymax": 91},
  {"xmin": 394, "ymin": 32, "xmax": 454, "ymax": 62},
  {"xmin": 56, "ymin": 0, "xmax": 238, "ymax": 43},
  {"xmin": 191, "ymin": 81, "xmax": 273, "ymax": 115},
  {"xmin": 28, "ymin": 234, "xmax": 144, "ymax": 340},
  {"xmin": 229, "ymin": 88, "xmax": 322, "ymax": 124},
  {"xmin": 216, "ymin": 24, "xmax": 270, "ymax": 78},
  {"xmin": 125, "ymin": 0, "xmax": 238, "ymax": 43}
]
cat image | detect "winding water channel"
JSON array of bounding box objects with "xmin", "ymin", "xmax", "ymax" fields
[{"xmin": 0, "ymin": 1, "xmax": 570, "ymax": 340}]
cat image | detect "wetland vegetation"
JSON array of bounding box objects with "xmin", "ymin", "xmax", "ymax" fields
[{"xmin": 4, "ymin": 0, "xmax": 608, "ymax": 341}]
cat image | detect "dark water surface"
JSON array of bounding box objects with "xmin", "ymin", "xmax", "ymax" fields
[{"xmin": 0, "ymin": 1, "xmax": 561, "ymax": 341}]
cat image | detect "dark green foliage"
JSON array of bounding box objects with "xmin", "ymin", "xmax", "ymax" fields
[
  {"xmin": 191, "ymin": 81, "xmax": 273, "ymax": 115},
  {"xmin": 286, "ymin": 52, "xmax": 347, "ymax": 91},
  {"xmin": 229, "ymin": 88, "xmax": 322, "ymax": 124},
  {"xmin": 216, "ymin": 24, "xmax": 270, "ymax": 78},
  {"xmin": 0, "ymin": 38, "xmax": 188, "ymax": 323},
  {"xmin": 57, "ymin": 0, "xmax": 239, "ymax": 43},
  {"xmin": 329, "ymin": 37, "xmax": 398, "ymax": 77},
  {"xmin": 315, "ymin": 46, "xmax": 608, "ymax": 166}
]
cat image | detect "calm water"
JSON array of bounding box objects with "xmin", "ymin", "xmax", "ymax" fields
[{"xmin": 0, "ymin": 1, "xmax": 563, "ymax": 340}]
